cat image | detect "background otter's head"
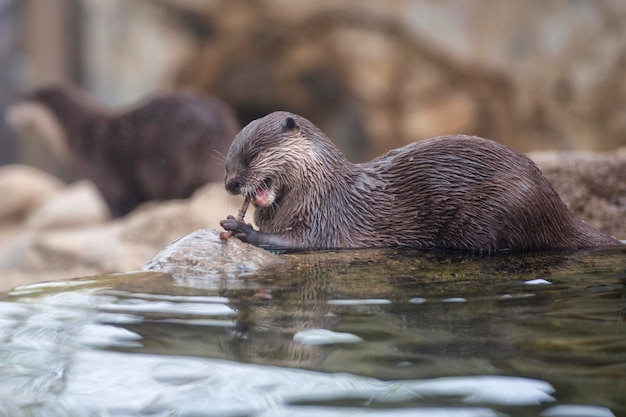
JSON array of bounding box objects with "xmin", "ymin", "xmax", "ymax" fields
[
  {"xmin": 5, "ymin": 86, "xmax": 83, "ymax": 166},
  {"xmin": 224, "ymin": 111, "xmax": 346, "ymax": 210},
  {"xmin": 5, "ymin": 84, "xmax": 104, "ymax": 165}
]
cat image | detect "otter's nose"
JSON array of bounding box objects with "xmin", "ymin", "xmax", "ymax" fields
[{"xmin": 225, "ymin": 178, "xmax": 241, "ymax": 195}]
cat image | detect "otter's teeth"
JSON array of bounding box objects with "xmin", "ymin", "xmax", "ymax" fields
[{"xmin": 251, "ymin": 184, "xmax": 273, "ymax": 208}]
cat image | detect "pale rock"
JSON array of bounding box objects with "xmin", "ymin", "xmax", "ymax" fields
[
  {"xmin": 120, "ymin": 182, "xmax": 242, "ymax": 249},
  {"xmin": 25, "ymin": 179, "xmax": 112, "ymax": 229},
  {"xmin": 0, "ymin": 164, "xmax": 64, "ymax": 221},
  {"xmin": 0, "ymin": 182, "xmax": 244, "ymax": 291},
  {"xmin": 188, "ymin": 182, "xmax": 249, "ymax": 224},
  {"xmin": 0, "ymin": 223, "xmax": 152, "ymax": 274},
  {"xmin": 115, "ymin": 199, "xmax": 194, "ymax": 249}
]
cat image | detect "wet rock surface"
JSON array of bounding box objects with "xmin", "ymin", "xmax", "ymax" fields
[{"xmin": 143, "ymin": 229, "xmax": 280, "ymax": 280}]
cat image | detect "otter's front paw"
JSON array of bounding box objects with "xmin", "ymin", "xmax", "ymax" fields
[{"xmin": 220, "ymin": 215, "xmax": 256, "ymax": 243}]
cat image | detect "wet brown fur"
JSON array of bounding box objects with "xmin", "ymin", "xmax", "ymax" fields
[{"xmin": 222, "ymin": 111, "xmax": 620, "ymax": 252}]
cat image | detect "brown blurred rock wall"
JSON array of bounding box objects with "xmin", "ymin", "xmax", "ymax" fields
[
  {"xmin": 159, "ymin": 0, "xmax": 626, "ymax": 158},
  {"xmin": 9, "ymin": 0, "xmax": 626, "ymax": 167}
]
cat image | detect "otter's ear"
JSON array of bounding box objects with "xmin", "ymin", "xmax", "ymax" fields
[{"xmin": 281, "ymin": 116, "xmax": 298, "ymax": 131}]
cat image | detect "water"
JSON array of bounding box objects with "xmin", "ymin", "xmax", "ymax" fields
[{"xmin": 0, "ymin": 245, "xmax": 624, "ymax": 416}]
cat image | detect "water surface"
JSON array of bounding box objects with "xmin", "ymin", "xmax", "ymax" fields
[{"xmin": 0, "ymin": 246, "xmax": 624, "ymax": 416}]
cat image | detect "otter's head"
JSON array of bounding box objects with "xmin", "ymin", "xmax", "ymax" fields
[
  {"xmin": 224, "ymin": 111, "xmax": 342, "ymax": 209},
  {"xmin": 5, "ymin": 84, "xmax": 104, "ymax": 162},
  {"xmin": 5, "ymin": 87, "xmax": 72, "ymax": 163}
]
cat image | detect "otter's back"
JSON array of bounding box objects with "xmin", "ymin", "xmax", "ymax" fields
[{"xmin": 368, "ymin": 135, "xmax": 612, "ymax": 251}]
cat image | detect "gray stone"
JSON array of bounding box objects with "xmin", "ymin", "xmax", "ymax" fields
[{"xmin": 143, "ymin": 229, "xmax": 280, "ymax": 280}]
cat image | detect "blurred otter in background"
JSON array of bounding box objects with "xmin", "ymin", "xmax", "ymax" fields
[{"xmin": 5, "ymin": 84, "xmax": 240, "ymax": 216}]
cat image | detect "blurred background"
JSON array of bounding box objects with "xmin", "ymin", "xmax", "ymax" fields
[{"xmin": 1, "ymin": 0, "xmax": 626, "ymax": 177}]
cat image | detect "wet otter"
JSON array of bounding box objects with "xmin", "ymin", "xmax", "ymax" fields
[
  {"xmin": 6, "ymin": 84, "xmax": 240, "ymax": 216},
  {"xmin": 220, "ymin": 111, "xmax": 620, "ymax": 252}
]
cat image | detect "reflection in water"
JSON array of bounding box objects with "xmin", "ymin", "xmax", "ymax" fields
[{"xmin": 0, "ymin": 246, "xmax": 624, "ymax": 416}]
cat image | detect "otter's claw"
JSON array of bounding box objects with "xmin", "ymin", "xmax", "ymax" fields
[{"xmin": 220, "ymin": 216, "xmax": 256, "ymax": 243}]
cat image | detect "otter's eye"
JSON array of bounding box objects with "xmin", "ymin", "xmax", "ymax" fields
[
  {"xmin": 243, "ymin": 151, "xmax": 257, "ymax": 167},
  {"xmin": 281, "ymin": 116, "xmax": 297, "ymax": 131}
]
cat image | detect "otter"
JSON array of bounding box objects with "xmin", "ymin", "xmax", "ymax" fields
[
  {"xmin": 220, "ymin": 111, "xmax": 621, "ymax": 252},
  {"xmin": 6, "ymin": 84, "xmax": 240, "ymax": 217}
]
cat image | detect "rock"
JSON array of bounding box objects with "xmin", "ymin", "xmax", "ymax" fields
[
  {"xmin": 143, "ymin": 229, "xmax": 280, "ymax": 281},
  {"xmin": 121, "ymin": 182, "xmax": 243, "ymax": 248},
  {"xmin": 0, "ymin": 181, "xmax": 244, "ymax": 291},
  {"xmin": 0, "ymin": 223, "xmax": 154, "ymax": 275},
  {"xmin": 529, "ymin": 148, "xmax": 626, "ymax": 239},
  {"xmin": 0, "ymin": 164, "xmax": 64, "ymax": 221},
  {"xmin": 25, "ymin": 179, "xmax": 112, "ymax": 229}
]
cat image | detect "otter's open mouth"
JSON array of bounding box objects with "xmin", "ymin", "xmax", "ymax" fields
[{"xmin": 250, "ymin": 178, "xmax": 274, "ymax": 208}]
